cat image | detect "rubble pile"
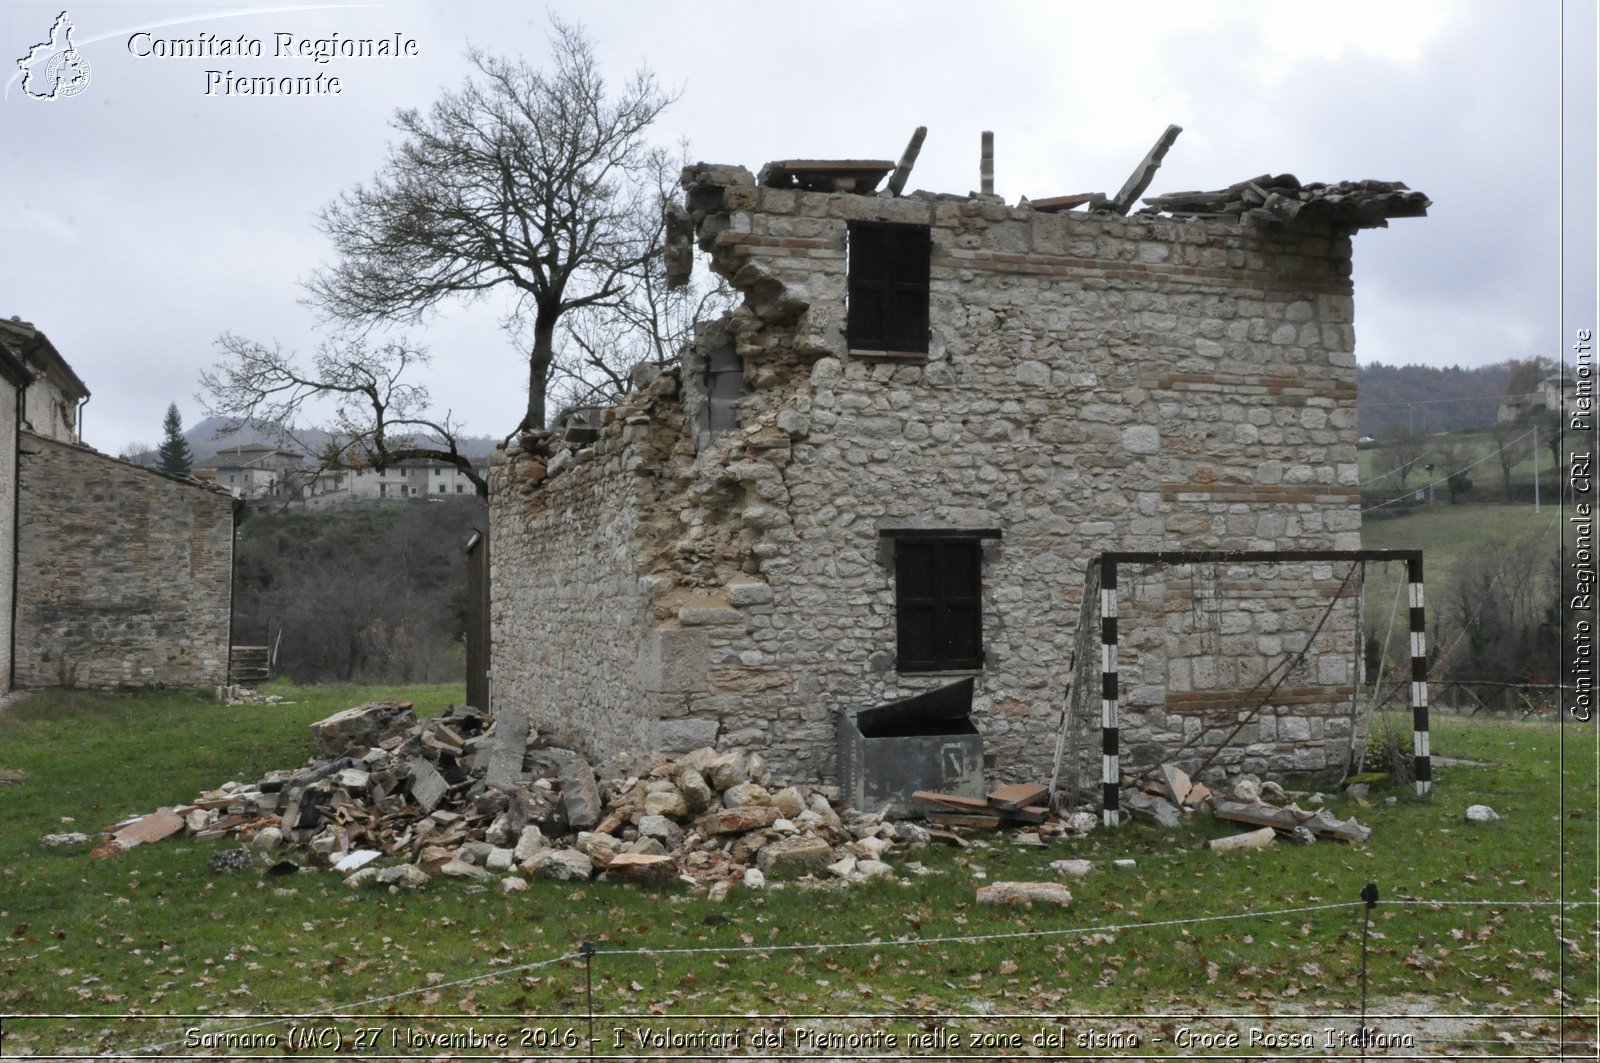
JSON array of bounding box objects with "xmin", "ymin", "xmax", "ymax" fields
[
  {"xmin": 100, "ymin": 702, "xmax": 946, "ymax": 893},
  {"xmin": 1121, "ymin": 763, "xmax": 1371, "ymax": 845}
]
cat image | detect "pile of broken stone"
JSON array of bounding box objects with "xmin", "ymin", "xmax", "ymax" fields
[
  {"xmin": 93, "ymin": 701, "xmax": 943, "ymax": 896},
  {"xmin": 1122, "ymin": 763, "xmax": 1371, "ymax": 847}
]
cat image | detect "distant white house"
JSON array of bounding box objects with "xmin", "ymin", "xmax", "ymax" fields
[
  {"xmin": 206, "ymin": 444, "xmax": 309, "ymax": 500},
  {"xmin": 1497, "ymin": 372, "xmax": 1576, "ymax": 422}
]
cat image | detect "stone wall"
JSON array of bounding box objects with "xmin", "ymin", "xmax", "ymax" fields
[
  {"xmin": 491, "ymin": 163, "xmax": 1413, "ymax": 787},
  {"xmin": 490, "ymin": 417, "xmax": 664, "ymax": 756},
  {"xmin": 0, "ymin": 387, "xmax": 16, "ymax": 691},
  {"xmin": 15, "ymin": 432, "xmax": 235, "ymax": 688}
]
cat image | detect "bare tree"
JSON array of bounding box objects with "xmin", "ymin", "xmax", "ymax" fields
[
  {"xmin": 1489, "ymin": 419, "xmax": 1532, "ymax": 495},
  {"xmin": 542, "ymin": 147, "xmax": 734, "ymax": 419},
  {"xmin": 199, "ymin": 334, "xmax": 487, "ymax": 496},
  {"xmin": 303, "ymin": 20, "xmax": 677, "ymax": 434},
  {"xmin": 1376, "ymin": 424, "xmax": 1426, "ymax": 491}
]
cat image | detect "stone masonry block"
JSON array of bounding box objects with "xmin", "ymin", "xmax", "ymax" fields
[{"xmin": 637, "ymin": 627, "xmax": 709, "ymax": 694}]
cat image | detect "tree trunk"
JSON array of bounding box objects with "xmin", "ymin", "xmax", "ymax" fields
[{"xmin": 523, "ymin": 311, "xmax": 558, "ymax": 433}]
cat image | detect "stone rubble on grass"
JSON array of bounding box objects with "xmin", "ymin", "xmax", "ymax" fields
[
  {"xmin": 1114, "ymin": 762, "xmax": 1372, "ymax": 845},
  {"xmin": 976, "ymin": 881, "xmax": 1073, "ymax": 907},
  {"xmin": 89, "ymin": 698, "xmax": 1388, "ymax": 892},
  {"xmin": 39, "ymin": 831, "xmax": 91, "ymax": 847},
  {"xmin": 1049, "ymin": 859, "xmax": 1095, "ymax": 877},
  {"xmin": 96, "ymin": 697, "xmax": 980, "ymax": 893},
  {"xmin": 1464, "ymin": 804, "xmax": 1500, "ymax": 823}
]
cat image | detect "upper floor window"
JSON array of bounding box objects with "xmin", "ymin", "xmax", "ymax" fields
[{"xmin": 847, "ymin": 220, "xmax": 930, "ymax": 355}]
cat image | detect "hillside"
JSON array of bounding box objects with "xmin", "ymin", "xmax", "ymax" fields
[
  {"xmin": 118, "ymin": 416, "xmax": 503, "ymax": 466},
  {"xmin": 1355, "ymin": 361, "xmax": 1512, "ymax": 437}
]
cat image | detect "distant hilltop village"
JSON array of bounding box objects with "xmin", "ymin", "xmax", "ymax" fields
[{"xmin": 196, "ymin": 443, "xmax": 486, "ymax": 509}]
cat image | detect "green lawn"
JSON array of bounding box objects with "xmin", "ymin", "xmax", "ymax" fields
[
  {"xmin": 0, "ymin": 685, "xmax": 1593, "ymax": 1058},
  {"xmin": 1358, "ymin": 423, "xmax": 1564, "ymax": 500}
]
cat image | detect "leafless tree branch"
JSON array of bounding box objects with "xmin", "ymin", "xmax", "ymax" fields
[
  {"xmin": 301, "ymin": 17, "xmax": 679, "ymax": 434},
  {"xmin": 199, "ymin": 333, "xmax": 488, "ymax": 497}
]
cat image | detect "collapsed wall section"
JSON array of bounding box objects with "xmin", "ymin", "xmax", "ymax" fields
[{"xmin": 15, "ymin": 433, "xmax": 235, "ymax": 688}]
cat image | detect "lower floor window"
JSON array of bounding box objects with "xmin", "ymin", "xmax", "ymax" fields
[{"xmin": 894, "ymin": 537, "xmax": 984, "ymax": 671}]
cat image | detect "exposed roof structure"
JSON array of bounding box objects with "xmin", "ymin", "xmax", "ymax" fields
[{"xmin": 1139, "ymin": 175, "xmax": 1431, "ymax": 229}]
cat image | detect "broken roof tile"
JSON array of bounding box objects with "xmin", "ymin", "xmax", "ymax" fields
[{"xmin": 1140, "ymin": 176, "xmax": 1429, "ymax": 229}]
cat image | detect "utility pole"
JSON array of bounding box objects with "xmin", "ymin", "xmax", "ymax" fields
[{"xmin": 1532, "ymin": 423, "xmax": 1540, "ymax": 513}]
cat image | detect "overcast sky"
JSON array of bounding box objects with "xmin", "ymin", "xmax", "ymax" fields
[{"xmin": 3, "ymin": 0, "xmax": 1595, "ymax": 453}]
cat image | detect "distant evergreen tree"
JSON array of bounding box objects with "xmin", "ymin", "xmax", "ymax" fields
[{"xmin": 157, "ymin": 403, "xmax": 194, "ymax": 475}]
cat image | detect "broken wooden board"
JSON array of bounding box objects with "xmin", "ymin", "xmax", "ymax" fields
[
  {"xmin": 1028, "ymin": 193, "xmax": 1100, "ymax": 213},
  {"xmin": 1108, "ymin": 124, "xmax": 1183, "ymax": 214},
  {"xmin": 927, "ymin": 812, "xmax": 1003, "ymax": 830},
  {"xmin": 92, "ymin": 808, "xmax": 185, "ymax": 858},
  {"xmin": 886, "ymin": 127, "xmax": 927, "ymax": 198},
  {"xmin": 913, "ymin": 790, "xmax": 992, "ymax": 813},
  {"xmin": 988, "ymin": 783, "xmax": 1049, "ymax": 811}
]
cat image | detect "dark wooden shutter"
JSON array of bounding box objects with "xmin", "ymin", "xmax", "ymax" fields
[
  {"xmin": 896, "ymin": 538, "xmax": 982, "ymax": 671},
  {"xmin": 848, "ymin": 221, "xmax": 931, "ymax": 353}
]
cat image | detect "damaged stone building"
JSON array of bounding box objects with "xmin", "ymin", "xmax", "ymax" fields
[
  {"xmin": 490, "ymin": 138, "xmax": 1428, "ymax": 790},
  {"xmin": 0, "ymin": 317, "xmax": 237, "ymax": 690}
]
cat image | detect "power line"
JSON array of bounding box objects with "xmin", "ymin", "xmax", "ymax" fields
[{"xmin": 1360, "ymin": 425, "xmax": 1540, "ymax": 509}]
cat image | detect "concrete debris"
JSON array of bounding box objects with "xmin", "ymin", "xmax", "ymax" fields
[
  {"xmin": 39, "ymin": 831, "xmax": 90, "ymax": 847},
  {"xmin": 1208, "ymin": 827, "xmax": 1277, "ymax": 852},
  {"xmin": 1115, "ymin": 763, "xmax": 1373, "ymax": 845},
  {"xmin": 1464, "ymin": 804, "xmax": 1500, "ymax": 823},
  {"xmin": 976, "ymin": 881, "xmax": 1073, "ymax": 907},
  {"xmin": 1123, "ymin": 790, "xmax": 1184, "ymax": 829},
  {"xmin": 1211, "ymin": 799, "xmax": 1371, "ymax": 844}
]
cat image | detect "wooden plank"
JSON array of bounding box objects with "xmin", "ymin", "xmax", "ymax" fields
[
  {"xmin": 1029, "ymin": 193, "xmax": 1100, "ymax": 213},
  {"xmin": 988, "ymin": 783, "xmax": 1048, "ymax": 811},
  {"xmin": 927, "ymin": 812, "xmax": 1003, "ymax": 830},
  {"xmin": 913, "ymin": 790, "xmax": 991, "ymax": 812},
  {"xmin": 886, "ymin": 126, "xmax": 927, "ymax": 197},
  {"xmin": 1109, "ymin": 123, "xmax": 1183, "ymax": 214}
]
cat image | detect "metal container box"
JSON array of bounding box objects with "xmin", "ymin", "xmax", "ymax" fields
[{"xmin": 837, "ymin": 678, "xmax": 984, "ymax": 818}]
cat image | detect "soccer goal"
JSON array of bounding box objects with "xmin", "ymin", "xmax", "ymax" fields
[{"xmin": 1055, "ymin": 549, "xmax": 1431, "ymax": 827}]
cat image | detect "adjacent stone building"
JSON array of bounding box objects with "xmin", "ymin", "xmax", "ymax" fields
[
  {"xmin": 0, "ymin": 317, "xmax": 237, "ymax": 691},
  {"xmin": 489, "ymin": 157, "xmax": 1428, "ymax": 787}
]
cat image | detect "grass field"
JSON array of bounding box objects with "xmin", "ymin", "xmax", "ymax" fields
[
  {"xmin": 1357, "ymin": 422, "xmax": 1564, "ymax": 503},
  {"xmin": 0, "ymin": 684, "xmax": 1594, "ymax": 1058}
]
